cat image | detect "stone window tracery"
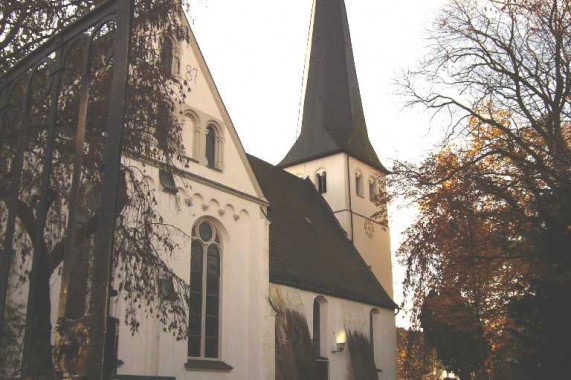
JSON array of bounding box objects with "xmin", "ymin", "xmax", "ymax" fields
[{"xmin": 189, "ymin": 220, "xmax": 222, "ymax": 359}]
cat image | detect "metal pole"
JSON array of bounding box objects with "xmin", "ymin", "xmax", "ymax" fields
[
  {"xmin": 21, "ymin": 49, "xmax": 64, "ymax": 377},
  {"xmin": 87, "ymin": 0, "xmax": 133, "ymax": 377}
]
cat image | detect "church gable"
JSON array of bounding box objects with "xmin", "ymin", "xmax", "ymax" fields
[{"xmin": 160, "ymin": 13, "xmax": 265, "ymax": 201}]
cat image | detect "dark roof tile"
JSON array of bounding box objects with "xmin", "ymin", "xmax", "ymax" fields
[{"xmin": 249, "ymin": 154, "xmax": 396, "ymax": 310}]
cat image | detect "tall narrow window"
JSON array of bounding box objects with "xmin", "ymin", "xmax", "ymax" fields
[
  {"xmin": 313, "ymin": 299, "xmax": 321, "ymax": 357},
  {"xmin": 189, "ymin": 220, "xmax": 222, "ymax": 359},
  {"xmin": 156, "ymin": 103, "xmax": 171, "ymax": 152},
  {"xmin": 356, "ymin": 171, "xmax": 364, "ymax": 197},
  {"xmin": 206, "ymin": 126, "xmax": 216, "ymax": 168},
  {"xmin": 316, "ymin": 170, "xmax": 327, "ymax": 194},
  {"xmin": 370, "ymin": 308, "xmax": 380, "ymax": 358},
  {"xmin": 313, "ymin": 297, "xmax": 329, "ymax": 380},
  {"xmin": 160, "ymin": 37, "xmax": 174, "ymax": 75},
  {"xmin": 369, "ymin": 177, "xmax": 378, "ymax": 203}
]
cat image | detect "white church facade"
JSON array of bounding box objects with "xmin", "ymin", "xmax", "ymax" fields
[
  {"xmin": 7, "ymin": 0, "xmax": 398, "ymax": 379},
  {"xmin": 107, "ymin": 0, "xmax": 398, "ymax": 378}
]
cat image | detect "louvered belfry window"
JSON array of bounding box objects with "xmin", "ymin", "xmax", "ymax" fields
[{"xmin": 189, "ymin": 221, "xmax": 221, "ymax": 359}]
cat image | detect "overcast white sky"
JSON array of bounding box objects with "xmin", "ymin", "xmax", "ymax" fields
[{"xmin": 186, "ymin": 0, "xmax": 446, "ymax": 327}]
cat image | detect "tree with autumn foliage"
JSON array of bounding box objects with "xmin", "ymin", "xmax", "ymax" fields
[
  {"xmin": 421, "ymin": 291, "xmax": 490, "ymax": 380},
  {"xmin": 397, "ymin": 327, "xmax": 443, "ymax": 380},
  {"xmin": 1, "ymin": 0, "xmax": 201, "ymax": 377},
  {"xmin": 395, "ymin": 0, "xmax": 570, "ymax": 378}
]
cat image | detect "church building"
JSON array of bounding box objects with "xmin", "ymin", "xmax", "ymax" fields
[
  {"xmin": 6, "ymin": 0, "xmax": 398, "ymax": 379},
  {"xmin": 116, "ymin": 0, "xmax": 398, "ymax": 378}
]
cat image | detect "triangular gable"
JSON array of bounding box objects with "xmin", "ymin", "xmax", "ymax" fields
[{"xmin": 176, "ymin": 10, "xmax": 267, "ymax": 202}]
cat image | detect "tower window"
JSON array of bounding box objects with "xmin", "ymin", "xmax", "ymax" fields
[
  {"xmin": 369, "ymin": 177, "xmax": 379, "ymax": 203},
  {"xmin": 160, "ymin": 37, "xmax": 174, "ymax": 76},
  {"xmin": 316, "ymin": 170, "xmax": 327, "ymax": 194},
  {"xmin": 355, "ymin": 171, "xmax": 364, "ymax": 197},
  {"xmin": 189, "ymin": 220, "xmax": 222, "ymax": 359}
]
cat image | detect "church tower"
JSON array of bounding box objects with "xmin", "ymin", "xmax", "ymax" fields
[{"xmin": 280, "ymin": 0, "xmax": 393, "ymax": 296}]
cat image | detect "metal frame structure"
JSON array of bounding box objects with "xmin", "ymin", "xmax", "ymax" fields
[{"xmin": 0, "ymin": 0, "xmax": 133, "ymax": 378}]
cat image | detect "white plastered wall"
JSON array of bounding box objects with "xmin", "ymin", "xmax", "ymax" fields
[
  {"xmin": 160, "ymin": 12, "xmax": 265, "ymax": 202},
  {"xmin": 5, "ymin": 12, "xmax": 275, "ymax": 378},
  {"xmin": 283, "ymin": 154, "xmax": 393, "ymax": 296},
  {"xmin": 111, "ymin": 14, "xmax": 276, "ymax": 377},
  {"xmin": 113, "ymin": 161, "xmax": 274, "ymax": 380},
  {"xmin": 270, "ymin": 284, "xmax": 397, "ymax": 380},
  {"xmin": 347, "ymin": 157, "xmax": 393, "ymax": 297}
]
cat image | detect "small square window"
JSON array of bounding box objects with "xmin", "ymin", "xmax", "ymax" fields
[
  {"xmin": 158, "ymin": 277, "xmax": 176, "ymax": 300},
  {"xmin": 159, "ymin": 169, "xmax": 177, "ymax": 194}
]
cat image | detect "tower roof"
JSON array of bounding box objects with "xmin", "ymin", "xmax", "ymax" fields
[{"xmin": 279, "ymin": 0, "xmax": 387, "ymax": 172}]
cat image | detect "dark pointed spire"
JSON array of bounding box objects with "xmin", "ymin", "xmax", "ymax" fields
[{"xmin": 279, "ymin": 0, "xmax": 386, "ymax": 172}]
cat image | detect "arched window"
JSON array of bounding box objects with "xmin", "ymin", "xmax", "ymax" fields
[
  {"xmin": 182, "ymin": 113, "xmax": 196, "ymax": 158},
  {"xmin": 160, "ymin": 37, "xmax": 174, "ymax": 76},
  {"xmin": 370, "ymin": 308, "xmax": 381, "ymax": 358},
  {"xmin": 369, "ymin": 177, "xmax": 378, "ymax": 203},
  {"xmin": 313, "ymin": 296, "xmax": 328, "ymax": 358},
  {"xmin": 313, "ymin": 297, "xmax": 329, "ymax": 379},
  {"xmin": 205, "ymin": 125, "xmax": 217, "ymax": 168},
  {"xmin": 316, "ymin": 170, "xmax": 327, "ymax": 194},
  {"xmin": 313, "ymin": 299, "xmax": 321, "ymax": 357},
  {"xmin": 355, "ymin": 171, "xmax": 364, "ymax": 197},
  {"xmin": 173, "ymin": 55, "xmax": 181, "ymax": 76},
  {"xmin": 156, "ymin": 102, "xmax": 172, "ymax": 152},
  {"xmin": 189, "ymin": 220, "xmax": 222, "ymax": 359}
]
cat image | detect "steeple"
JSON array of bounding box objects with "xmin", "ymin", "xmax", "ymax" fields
[{"xmin": 279, "ymin": 0, "xmax": 386, "ymax": 172}]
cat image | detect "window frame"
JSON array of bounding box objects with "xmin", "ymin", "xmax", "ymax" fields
[
  {"xmin": 189, "ymin": 220, "xmax": 222, "ymax": 360},
  {"xmin": 203, "ymin": 122, "xmax": 224, "ymax": 171},
  {"xmin": 205, "ymin": 125, "xmax": 216, "ymax": 168},
  {"xmin": 160, "ymin": 35, "xmax": 181, "ymax": 77}
]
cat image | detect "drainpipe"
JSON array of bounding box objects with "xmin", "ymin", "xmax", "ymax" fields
[{"xmin": 346, "ymin": 155, "xmax": 354, "ymax": 241}]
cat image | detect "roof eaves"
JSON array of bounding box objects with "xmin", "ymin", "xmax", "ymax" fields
[
  {"xmin": 269, "ymin": 277, "xmax": 398, "ymax": 310},
  {"xmin": 279, "ymin": 149, "xmax": 389, "ymax": 174}
]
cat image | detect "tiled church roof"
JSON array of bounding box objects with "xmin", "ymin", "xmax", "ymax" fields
[{"xmin": 249, "ymin": 154, "xmax": 396, "ymax": 310}]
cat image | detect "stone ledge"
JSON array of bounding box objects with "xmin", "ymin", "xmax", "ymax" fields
[{"xmin": 185, "ymin": 359, "xmax": 233, "ymax": 372}]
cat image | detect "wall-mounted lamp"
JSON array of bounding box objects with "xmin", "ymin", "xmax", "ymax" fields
[
  {"xmin": 332, "ymin": 342, "xmax": 345, "ymax": 353},
  {"xmin": 332, "ymin": 331, "xmax": 346, "ymax": 353}
]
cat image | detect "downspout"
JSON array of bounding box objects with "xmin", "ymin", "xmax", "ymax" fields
[{"xmin": 346, "ymin": 155, "xmax": 354, "ymax": 241}]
